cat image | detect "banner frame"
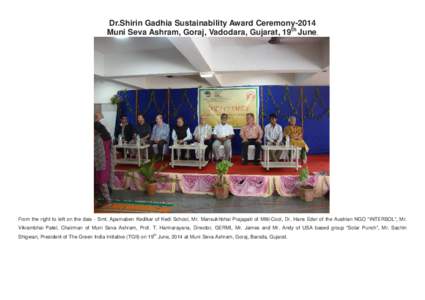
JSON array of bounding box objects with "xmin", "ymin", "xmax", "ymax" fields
[{"xmin": 197, "ymin": 86, "xmax": 260, "ymax": 129}]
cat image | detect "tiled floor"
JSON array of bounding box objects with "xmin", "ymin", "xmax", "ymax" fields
[{"xmin": 111, "ymin": 190, "xmax": 330, "ymax": 213}]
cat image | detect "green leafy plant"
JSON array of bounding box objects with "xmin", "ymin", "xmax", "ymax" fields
[
  {"xmin": 111, "ymin": 90, "xmax": 134, "ymax": 115},
  {"xmin": 215, "ymin": 160, "xmax": 233, "ymax": 187},
  {"xmin": 298, "ymin": 167, "xmax": 310, "ymax": 187},
  {"xmin": 128, "ymin": 157, "xmax": 174, "ymax": 184},
  {"xmin": 297, "ymin": 166, "xmax": 315, "ymax": 201},
  {"xmin": 110, "ymin": 94, "xmax": 122, "ymax": 105}
]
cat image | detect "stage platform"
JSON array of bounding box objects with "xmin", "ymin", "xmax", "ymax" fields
[
  {"xmin": 112, "ymin": 154, "xmax": 330, "ymax": 198},
  {"xmin": 115, "ymin": 154, "xmax": 329, "ymax": 176}
]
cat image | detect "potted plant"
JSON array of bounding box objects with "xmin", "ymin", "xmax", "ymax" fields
[
  {"xmin": 110, "ymin": 89, "xmax": 129, "ymax": 105},
  {"xmin": 110, "ymin": 94, "xmax": 122, "ymax": 105},
  {"xmin": 130, "ymin": 158, "xmax": 174, "ymax": 196},
  {"xmin": 214, "ymin": 160, "xmax": 233, "ymax": 199},
  {"xmin": 298, "ymin": 167, "xmax": 315, "ymax": 202}
]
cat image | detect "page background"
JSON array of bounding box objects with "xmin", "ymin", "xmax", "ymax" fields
[{"xmin": 1, "ymin": 1, "xmax": 423, "ymax": 299}]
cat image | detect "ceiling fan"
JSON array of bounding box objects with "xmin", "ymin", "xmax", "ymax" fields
[{"xmin": 268, "ymin": 37, "xmax": 282, "ymax": 44}]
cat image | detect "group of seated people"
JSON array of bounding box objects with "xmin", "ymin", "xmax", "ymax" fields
[
  {"xmin": 112, "ymin": 112, "xmax": 309, "ymax": 164},
  {"xmin": 95, "ymin": 111, "xmax": 308, "ymax": 206}
]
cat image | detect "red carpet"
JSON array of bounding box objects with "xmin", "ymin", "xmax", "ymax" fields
[{"xmin": 115, "ymin": 154, "xmax": 329, "ymax": 176}]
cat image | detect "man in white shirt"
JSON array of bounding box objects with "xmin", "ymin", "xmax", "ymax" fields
[
  {"xmin": 194, "ymin": 116, "xmax": 212, "ymax": 160},
  {"xmin": 212, "ymin": 113, "xmax": 234, "ymax": 161},
  {"xmin": 264, "ymin": 113, "xmax": 283, "ymax": 161}
]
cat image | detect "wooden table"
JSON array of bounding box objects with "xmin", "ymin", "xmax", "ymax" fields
[
  {"xmin": 170, "ymin": 143, "xmax": 208, "ymax": 169},
  {"xmin": 113, "ymin": 143, "xmax": 150, "ymax": 166},
  {"xmin": 261, "ymin": 145, "xmax": 301, "ymax": 171}
]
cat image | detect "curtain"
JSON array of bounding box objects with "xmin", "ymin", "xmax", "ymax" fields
[{"xmin": 115, "ymin": 86, "xmax": 330, "ymax": 154}]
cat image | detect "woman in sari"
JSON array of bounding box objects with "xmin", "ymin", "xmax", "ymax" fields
[
  {"xmin": 283, "ymin": 116, "xmax": 309, "ymax": 164},
  {"xmin": 94, "ymin": 122, "xmax": 113, "ymax": 207}
]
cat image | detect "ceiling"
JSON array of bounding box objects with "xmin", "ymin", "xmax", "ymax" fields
[
  {"xmin": 94, "ymin": 37, "xmax": 329, "ymax": 88},
  {"xmin": 207, "ymin": 37, "xmax": 326, "ymax": 46}
]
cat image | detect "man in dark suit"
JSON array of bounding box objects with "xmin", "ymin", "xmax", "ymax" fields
[
  {"xmin": 114, "ymin": 115, "xmax": 134, "ymax": 143},
  {"xmin": 135, "ymin": 114, "xmax": 151, "ymax": 143}
]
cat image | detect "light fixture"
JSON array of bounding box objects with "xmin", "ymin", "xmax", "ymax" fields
[{"xmin": 200, "ymin": 72, "xmax": 214, "ymax": 78}]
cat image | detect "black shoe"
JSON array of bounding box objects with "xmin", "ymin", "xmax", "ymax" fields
[
  {"xmin": 242, "ymin": 160, "xmax": 248, "ymax": 165},
  {"xmin": 253, "ymin": 160, "xmax": 260, "ymax": 165}
]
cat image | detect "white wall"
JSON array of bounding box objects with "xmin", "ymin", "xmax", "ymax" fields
[
  {"xmin": 112, "ymin": 72, "xmax": 329, "ymax": 89},
  {"xmin": 143, "ymin": 76, "xmax": 208, "ymax": 89},
  {"xmin": 94, "ymin": 76, "xmax": 135, "ymax": 136},
  {"xmin": 94, "ymin": 50, "xmax": 104, "ymax": 76},
  {"xmin": 115, "ymin": 75, "xmax": 209, "ymax": 89},
  {"xmin": 294, "ymin": 72, "xmax": 329, "ymax": 85},
  {"xmin": 217, "ymin": 73, "xmax": 295, "ymax": 86},
  {"xmin": 94, "ymin": 76, "xmax": 135, "ymax": 104},
  {"xmin": 321, "ymin": 38, "xmax": 330, "ymax": 69}
]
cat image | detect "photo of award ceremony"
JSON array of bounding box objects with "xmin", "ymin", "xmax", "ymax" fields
[
  {"xmin": 94, "ymin": 37, "xmax": 330, "ymax": 213},
  {"xmin": 5, "ymin": 2, "xmax": 422, "ymax": 299}
]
